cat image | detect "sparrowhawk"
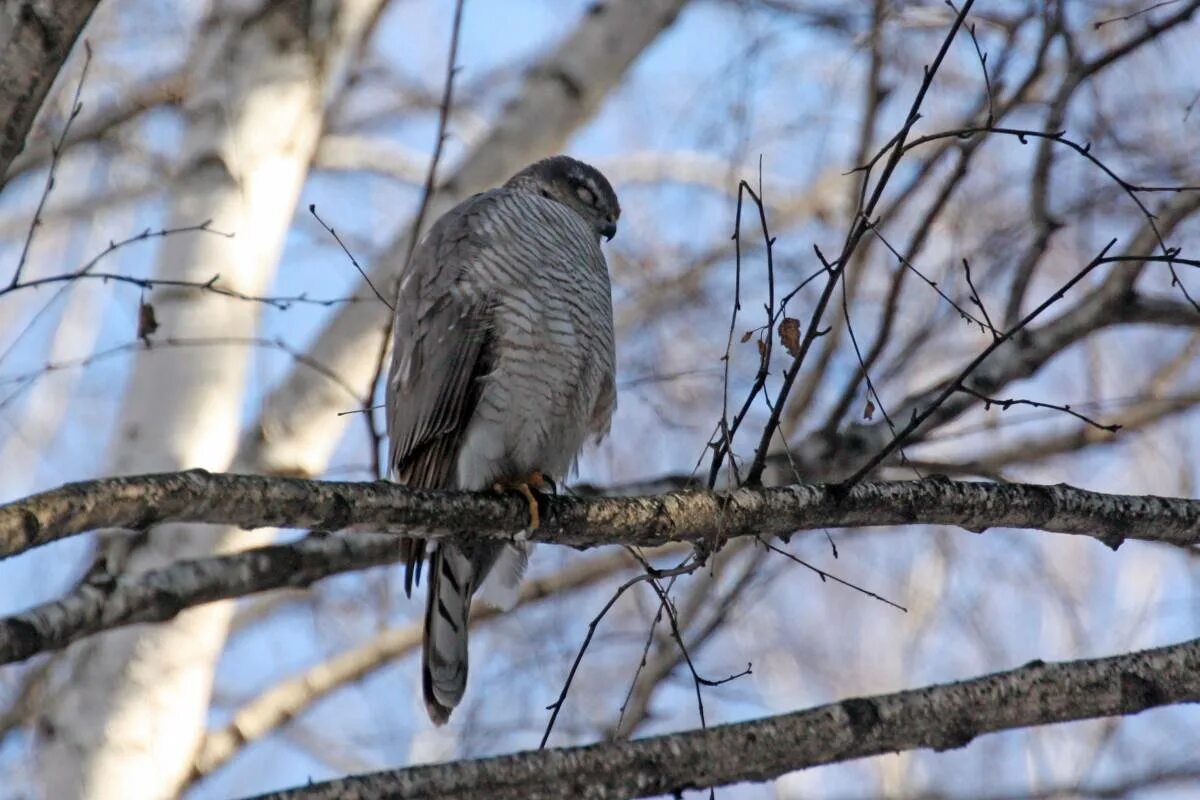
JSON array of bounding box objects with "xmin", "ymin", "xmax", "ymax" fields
[{"xmin": 386, "ymin": 155, "xmax": 619, "ymax": 724}]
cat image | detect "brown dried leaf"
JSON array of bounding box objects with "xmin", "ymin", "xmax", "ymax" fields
[
  {"xmin": 138, "ymin": 300, "xmax": 159, "ymax": 342},
  {"xmin": 740, "ymin": 330, "xmax": 753, "ymax": 343},
  {"xmin": 778, "ymin": 317, "xmax": 801, "ymax": 358},
  {"xmin": 863, "ymin": 399, "xmax": 876, "ymax": 420}
]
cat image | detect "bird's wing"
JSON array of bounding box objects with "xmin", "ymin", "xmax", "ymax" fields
[
  {"xmin": 589, "ymin": 366, "xmax": 617, "ymax": 440},
  {"xmin": 387, "ymin": 194, "xmax": 497, "ymax": 594}
]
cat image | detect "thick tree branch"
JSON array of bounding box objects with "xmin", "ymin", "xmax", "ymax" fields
[
  {"xmin": 0, "ymin": 534, "xmax": 404, "ymax": 666},
  {"xmin": 244, "ymin": 636, "xmax": 1200, "ymax": 800},
  {"xmin": 0, "ymin": 0, "xmax": 99, "ymax": 184},
  {"xmin": 2, "ymin": 471, "xmax": 1199, "ymax": 562}
]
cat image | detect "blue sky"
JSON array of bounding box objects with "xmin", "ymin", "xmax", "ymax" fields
[{"xmin": 1, "ymin": 1, "xmax": 1199, "ymax": 798}]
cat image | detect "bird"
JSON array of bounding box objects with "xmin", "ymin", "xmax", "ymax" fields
[{"xmin": 386, "ymin": 155, "xmax": 619, "ymax": 724}]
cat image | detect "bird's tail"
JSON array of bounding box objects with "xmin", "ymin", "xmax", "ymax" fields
[{"xmin": 422, "ymin": 543, "xmax": 475, "ymax": 724}]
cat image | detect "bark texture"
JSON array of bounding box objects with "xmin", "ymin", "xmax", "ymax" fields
[
  {"xmin": 2, "ymin": 471, "xmax": 1196, "ymax": 560},
  {"xmin": 0, "ymin": 0, "xmax": 99, "ymax": 184},
  {"xmin": 0, "ymin": 533, "xmax": 404, "ymax": 665},
  {"xmin": 246, "ymin": 636, "xmax": 1200, "ymax": 799}
]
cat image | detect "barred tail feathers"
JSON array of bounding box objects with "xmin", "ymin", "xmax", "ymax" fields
[{"xmin": 422, "ymin": 544, "xmax": 474, "ymax": 725}]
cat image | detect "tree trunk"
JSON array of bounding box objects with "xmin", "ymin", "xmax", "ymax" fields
[{"xmin": 33, "ymin": 2, "xmax": 382, "ymax": 798}]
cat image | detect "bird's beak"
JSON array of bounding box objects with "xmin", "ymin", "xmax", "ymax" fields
[{"xmin": 601, "ymin": 222, "xmax": 617, "ymax": 241}]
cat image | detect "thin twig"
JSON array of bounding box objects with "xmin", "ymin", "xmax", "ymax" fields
[
  {"xmin": 308, "ymin": 205, "xmax": 392, "ymax": 310},
  {"xmin": 707, "ymin": 180, "xmax": 777, "ymax": 489},
  {"xmin": 540, "ymin": 556, "xmax": 702, "ymax": 749},
  {"xmin": 840, "ymin": 239, "xmax": 1122, "ymax": 487},
  {"xmin": 758, "ymin": 538, "xmax": 907, "ymax": 612},
  {"xmin": 957, "ymin": 386, "xmax": 1122, "ymax": 433},
  {"xmin": 8, "ymin": 43, "xmax": 92, "ymax": 289},
  {"xmin": 744, "ymin": 0, "xmax": 979, "ymax": 488},
  {"xmin": 961, "ymin": 257, "xmax": 999, "ymax": 339},
  {"xmin": 0, "ymin": 222, "xmax": 234, "ymax": 372}
]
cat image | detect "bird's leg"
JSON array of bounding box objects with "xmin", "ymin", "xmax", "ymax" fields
[{"xmin": 493, "ymin": 469, "xmax": 552, "ymax": 529}]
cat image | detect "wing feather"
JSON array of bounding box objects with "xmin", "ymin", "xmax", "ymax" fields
[{"xmin": 387, "ymin": 194, "xmax": 497, "ymax": 594}]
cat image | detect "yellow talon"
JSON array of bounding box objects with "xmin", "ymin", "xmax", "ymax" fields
[
  {"xmin": 494, "ymin": 469, "xmax": 549, "ymax": 529},
  {"xmin": 517, "ymin": 482, "xmax": 540, "ymax": 529}
]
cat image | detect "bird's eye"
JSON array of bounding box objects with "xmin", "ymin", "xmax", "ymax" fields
[
  {"xmin": 540, "ymin": 189, "xmax": 552, "ymax": 199},
  {"xmin": 575, "ymin": 184, "xmax": 596, "ymax": 205}
]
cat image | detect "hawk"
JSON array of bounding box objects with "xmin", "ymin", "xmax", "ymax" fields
[{"xmin": 386, "ymin": 155, "xmax": 620, "ymax": 724}]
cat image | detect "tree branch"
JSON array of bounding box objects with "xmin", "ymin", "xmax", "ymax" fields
[
  {"xmin": 3, "ymin": 471, "xmax": 1198, "ymax": 561},
  {"xmin": 0, "ymin": 533, "xmax": 405, "ymax": 666},
  {"xmin": 243, "ymin": 635, "xmax": 1200, "ymax": 800},
  {"xmin": 0, "ymin": 0, "xmax": 100, "ymax": 184}
]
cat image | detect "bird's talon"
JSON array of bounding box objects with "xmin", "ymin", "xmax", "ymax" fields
[
  {"xmin": 517, "ymin": 483, "xmax": 541, "ymax": 530},
  {"xmin": 494, "ymin": 471, "xmax": 551, "ymax": 530}
]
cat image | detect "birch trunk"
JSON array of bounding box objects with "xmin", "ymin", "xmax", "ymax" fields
[{"xmin": 34, "ymin": 2, "xmax": 381, "ymax": 798}]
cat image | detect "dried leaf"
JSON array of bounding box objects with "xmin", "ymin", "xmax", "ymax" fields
[
  {"xmin": 756, "ymin": 339, "xmax": 767, "ymax": 359},
  {"xmin": 863, "ymin": 399, "xmax": 876, "ymax": 420},
  {"xmin": 778, "ymin": 317, "xmax": 801, "ymax": 358},
  {"xmin": 138, "ymin": 300, "xmax": 159, "ymax": 342},
  {"xmin": 740, "ymin": 330, "xmax": 753, "ymax": 343}
]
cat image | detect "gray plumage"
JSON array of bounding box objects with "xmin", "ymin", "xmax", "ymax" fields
[{"xmin": 386, "ymin": 155, "xmax": 619, "ymax": 724}]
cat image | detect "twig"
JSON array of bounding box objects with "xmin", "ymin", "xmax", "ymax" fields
[
  {"xmin": 840, "ymin": 239, "xmax": 1122, "ymax": 488},
  {"xmin": 758, "ymin": 538, "xmax": 907, "ymax": 612},
  {"xmin": 961, "ymin": 257, "xmax": 999, "ymax": 339},
  {"xmin": 8, "ymin": 43, "xmax": 92, "ymax": 289},
  {"xmin": 0, "ymin": 222, "xmax": 234, "ymax": 371},
  {"xmin": 743, "ymin": 0, "xmax": 979, "ymax": 487},
  {"xmin": 862, "ymin": 217, "xmax": 988, "ymax": 330},
  {"xmin": 540, "ymin": 555, "xmax": 702, "ymax": 748},
  {"xmin": 948, "ymin": 2, "xmax": 995, "ymax": 125},
  {"xmin": 308, "ymin": 205, "xmax": 392, "ymax": 310},
  {"xmin": 896, "ymin": 124, "xmax": 1200, "ymax": 311},
  {"xmin": 707, "ymin": 179, "xmax": 777, "ymax": 489},
  {"xmin": 957, "ymin": 385, "xmax": 1122, "ymax": 433},
  {"xmin": 1094, "ymin": 0, "xmax": 1186, "ymax": 29}
]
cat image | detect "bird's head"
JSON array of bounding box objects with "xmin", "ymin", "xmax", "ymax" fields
[{"xmin": 506, "ymin": 155, "xmax": 620, "ymax": 241}]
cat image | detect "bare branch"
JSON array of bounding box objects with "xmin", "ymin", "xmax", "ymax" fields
[
  {"xmin": 244, "ymin": 635, "xmax": 1200, "ymax": 800},
  {"xmin": 2, "ymin": 471, "xmax": 1197, "ymax": 562},
  {"xmin": 0, "ymin": 533, "xmax": 405, "ymax": 666}
]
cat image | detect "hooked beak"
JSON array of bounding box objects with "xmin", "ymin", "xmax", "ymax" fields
[{"xmin": 601, "ymin": 221, "xmax": 617, "ymax": 241}]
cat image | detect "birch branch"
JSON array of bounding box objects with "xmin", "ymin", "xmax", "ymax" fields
[
  {"xmin": 3, "ymin": 471, "xmax": 1198, "ymax": 561},
  {"xmin": 245, "ymin": 635, "xmax": 1200, "ymax": 800},
  {"xmin": 0, "ymin": 0, "xmax": 99, "ymax": 183},
  {"xmin": 0, "ymin": 534, "xmax": 404, "ymax": 665}
]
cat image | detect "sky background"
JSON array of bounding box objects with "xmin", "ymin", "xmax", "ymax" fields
[{"xmin": 1, "ymin": 1, "xmax": 1199, "ymax": 798}]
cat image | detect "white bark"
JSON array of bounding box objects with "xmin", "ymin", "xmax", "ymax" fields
[{"xmin": 34, "ymin": 2, "xmax": 382, "ymax": 798}]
